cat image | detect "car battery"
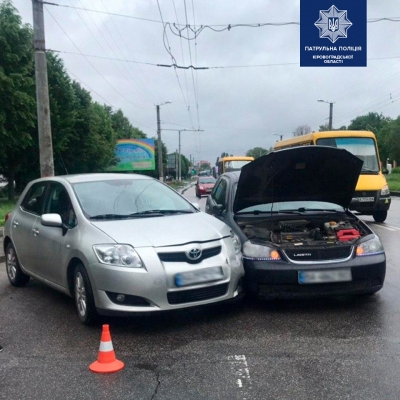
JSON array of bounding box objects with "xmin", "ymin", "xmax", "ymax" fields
[{"xmin": 336, "ymin": 229, "xmax": 361, "ymax": 242}]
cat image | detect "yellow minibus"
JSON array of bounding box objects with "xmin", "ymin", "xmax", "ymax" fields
[{"xmin": 274, "ymin": 131, "xmax": 391, "ymax": 222}]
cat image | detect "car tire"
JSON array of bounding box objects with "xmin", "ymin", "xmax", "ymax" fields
[
  {"xmin": 6, "ymin": 242, "xmax": 30, "ymax": 287},
  {"xmin": 74, "ymin": 264, "xmax": 98, "ymax": 325},
  {"xmin": 372, "ymin": 210, "xmax": 387, "ymax": 223}
]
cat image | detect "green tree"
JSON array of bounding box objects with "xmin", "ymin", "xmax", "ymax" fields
[
  {"xmin": 246, "ymin": 147, "xmax": 269, "ymax": 158},
  {"xmin": 293, "ymin": 124, "xmax": 311, "ymax": 136},
  {"xmin": 347, "ymin": 112, "xmax": 391, "ymax": 132},
  {"xmin": 108, "ymin": 108, "xmax": 146, "ymax": 139},
  {"xmin": 379, "ymin": 116, "xmax": 400, "ymax": 164},
  {"xmin": 180, "ymin": 154, "xmax": 190, "ymax": 179},
  {"xmin": 319, "ymin": 123, "xmax": 347, "ymax": 131},
  {"xmin": 348, "ymin": 112, "xmax": 392, "ymax": 162},
  {"xmin": 0, "ymin": 0, "xmax": 36, "ymax": 199},
  {"xmin": 63, "ymin": 82, "xmax": 116, "ymax": 174}
]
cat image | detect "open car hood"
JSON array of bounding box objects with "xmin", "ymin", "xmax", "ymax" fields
[{"xmin": 233, "ymin": 146, "xmax": 363, "ymax": 213}]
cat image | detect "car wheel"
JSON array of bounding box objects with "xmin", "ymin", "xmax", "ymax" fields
[
  {"xmin": 372, "ymin": 210, "xmax": 387, "ymax": 223},
  {"xmin": 74, "ymin": 264, "xmax": 97, "ymax": 325},
  {"xmin": 6, "ymin": 243, "xmax": 30, "ymax": 287}
]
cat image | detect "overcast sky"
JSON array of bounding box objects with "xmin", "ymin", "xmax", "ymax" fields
[{"xmin": 11, "ymin": 0, "xmax": 400, "ymax": 166}]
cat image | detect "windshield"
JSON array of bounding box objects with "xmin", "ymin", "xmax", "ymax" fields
[
  {"xmin": 224, "ymin": 160, "xmax": 251, "ymax": 172},
  {"xmin": 72, "ymin": 178, "xmax": 194, "ymax": 218},
  {"xmin": 237, "ymin": 200, "xmax": 344, "ymax": 214},
  {"xmin": 316, "ymin": 137, "xmax": 379, "ymax": 172}
]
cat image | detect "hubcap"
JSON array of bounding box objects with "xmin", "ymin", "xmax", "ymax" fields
[
  {"xmin": 75, "ymin": 272, "xmax": 87, "ymax": 317},
  {"xmin": 6, "ymin": 248, "xmax": 17, "ymax": 281}
]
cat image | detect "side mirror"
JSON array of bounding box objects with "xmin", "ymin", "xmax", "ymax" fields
[{"xmin": 41, "ymin": 213, "xmax": 63, "ymax": 227}]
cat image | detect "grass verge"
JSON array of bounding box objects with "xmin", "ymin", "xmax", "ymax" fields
[
  {"xmin": 0, "ymin": 198, "xmax": 16, "ymax": 227},
  {"xmin": 387, "ymin": 174, "xmax": 400, "ymax": 192}
]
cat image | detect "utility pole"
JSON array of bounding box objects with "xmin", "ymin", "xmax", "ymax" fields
[
  {"xmin": 318, "ymin": 99, "xmax": 334, "ymax": 130},
  {"xmin": 32, "ymin": 0, "xmax": 54, "ymax": 177},
  {"xmin": 329, "ymin": 102, "xmax": 333, "ymax": 131},
  {"xmin": 156, "ymin": 104, "xmax": 162, "ymax": 181},
  {"xmin": 163, "ymin": 129, "xmax": 204, "ymax": 180},
  {"xmin": 156, "ymin": 101, "xmax": 172, "ymax": 181}
]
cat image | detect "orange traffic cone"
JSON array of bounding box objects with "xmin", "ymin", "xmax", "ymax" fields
[{"xmin": 89, "ymin": 324, "xmax": 125, "ymax": 373}]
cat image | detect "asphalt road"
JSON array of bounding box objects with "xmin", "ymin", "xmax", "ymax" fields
[{"xmin": 1, "ymin": 189, "xmax": 400, "ymax": 399}]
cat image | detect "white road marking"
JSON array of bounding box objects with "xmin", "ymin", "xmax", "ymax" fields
[
  {"xmin": 228, "ymin": 355, "xmax": 252, "ymax": 399},
  {"xmin": 369, "ymin": 223, "xmax": 400, "ymax": 232}
]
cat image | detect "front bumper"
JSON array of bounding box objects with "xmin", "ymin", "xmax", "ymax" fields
[
  {"xmin": 350, "ymin": 192, "xmax": 391, "ymax": 214},
  {"xmin": 87, "ymin": 248, "xmax": 244, "ymax": 316},
  {"xmin": 243, "ymin": 254, "xmax": 386, "ymax": 298}
]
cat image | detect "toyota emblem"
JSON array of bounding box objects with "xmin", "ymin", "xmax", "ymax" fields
[{"xmin": 187, "ymin": 248, "xmax": 202, "ymax": 260}]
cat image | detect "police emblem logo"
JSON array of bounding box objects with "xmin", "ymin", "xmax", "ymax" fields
[{"xmin": 315, "ymin": 5, "xmax": 352, "ymax": 43}]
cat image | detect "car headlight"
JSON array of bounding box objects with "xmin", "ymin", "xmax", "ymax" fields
[
  {"xmin": 93, "ymin": 244, "xmax": 144, "ymax": 268},
  {"xmin": 381, "ymin": 185, "xmax": 390, "ymax": 196},
  {"xmin": 356, "ymin": 236, "xmax": 384, "ymax": 257},
  {"xmin": 230, "ymin": 231, "xmax": 242, "ymax": 255},
  {"xmin": 242, "ymin": 240, "xmax": 281, "ymax": 260}
]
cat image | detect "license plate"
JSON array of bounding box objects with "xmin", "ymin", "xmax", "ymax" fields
[
  {"xmin": 175, "ymin": 267, "xmax": 224, "ymax": 287},
  {"xmin": 298, "ymin": 269, "xmax": 352, "ymax": 284},
  {"xmin": 353, "ymin": 197, "xmax": 374, "ymax": 202}
]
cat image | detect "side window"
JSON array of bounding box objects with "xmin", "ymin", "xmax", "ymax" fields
[
  {"xmin": 212, "ymin": 179, "xmax": 227, "ymax": 206},
  {"xmin": 21, "ymin": 182, "xmax": 47, "ymax": 215},
  {"xmin": 45, "ymin": 184, "xmax": 77, "ymax": 228}
]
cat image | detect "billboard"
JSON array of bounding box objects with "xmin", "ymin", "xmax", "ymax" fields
[{"xmin": 108, "ymin": 139, "xmax": 155, "ymax": 171}]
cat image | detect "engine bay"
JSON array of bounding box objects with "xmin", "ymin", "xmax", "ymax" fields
[{"xmin": 238, "ymin": 216, "xmax": 368, "ymax": 248}]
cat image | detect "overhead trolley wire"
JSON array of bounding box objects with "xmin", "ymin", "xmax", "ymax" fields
[
  {"xmin": 45, "ymin": 6, "xmax": 146, "ymax": 110},
  {"xmin": 156, "ymin": 0, "xmax": 194, "ymax": 128}
]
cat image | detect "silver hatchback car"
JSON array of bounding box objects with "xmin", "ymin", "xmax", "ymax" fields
[{"xmin": 4, "ymin": 174, "xmax": 244, "ymax": 324}]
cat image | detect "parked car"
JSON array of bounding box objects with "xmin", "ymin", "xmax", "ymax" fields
[
  {"xmin": 3, "ymin": 173, "xmax": 244, "ymax": 324},
  {"xmin": 205, "ymin": 146, "xmax": 386, "ymax": 298},
  {"xmin": 195, "ymin": 176, "xmax": 217, "ymax": 198}
]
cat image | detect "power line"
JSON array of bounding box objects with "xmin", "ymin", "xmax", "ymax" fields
[
  {"xmin": 48, "ymin": 49, "xmax": 400, "ymax": 69},
  {"xmin": 172, "ymin": 0, "xmax": 191, "ymax": 119},
  {"xmin": 66, "ymin": 0, "xmax": 154, "ymax": 106},
  {"xmin": 44, "ymin": 6, "xmax": 146, "ymax": 110},
  {"xmin": 43, "ymin": 3, "xmax": 400, "ymax": 27},
  {"xmin": 66, "ymin": 69, "xmax": 155, "ymax": 132},
  {"xmin": 156, "ymin": 0, "xmax": 194, "ymax": 128}
]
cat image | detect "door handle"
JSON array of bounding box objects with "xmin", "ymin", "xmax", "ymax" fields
[
  {"xmin": 13, "ymin": 221, "xmax": 19, "ymax": 227},
  {"xmin": 32, "ymin": 228, "xmax": 39, "ymax": 235}
]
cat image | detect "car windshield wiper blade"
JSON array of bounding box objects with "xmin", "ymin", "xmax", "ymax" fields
[
  {"xmin": 90, "ymin": 213, "xmax": 133, "ymax": 220},
  {"xmin": 134, "ymin": 209, "xmax": 194, "ymax": 215},
  {"xmin": 237, "ymin": 210, "xmax": 302, "ymax": 215},
  {"xmin": 295, "ymin": 208, "xmax": 340, "ymax": 213},
  {"xmin": 361, "ymin": 168, "xmax": 378, "ymax": 173},
  {"xmin": 90, "ymin": 211, "xmax": 165, "ymax": 219}
]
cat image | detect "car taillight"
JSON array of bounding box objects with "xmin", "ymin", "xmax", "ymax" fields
[{"xmin": 5, "ymin": 212, "xmax": 11, "ymax": 222}]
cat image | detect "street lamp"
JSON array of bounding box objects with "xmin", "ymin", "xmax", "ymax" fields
[
  {"xmin": 273, "ymin": 133, "xmax": 283, "ymax": 141},
  {"xmin": 156, "ymin": 101, "xmax": 172, "ymax": 181},
  {"xmin": 318, "ymin": 99, "xmax": 334, "ymax": 130}
]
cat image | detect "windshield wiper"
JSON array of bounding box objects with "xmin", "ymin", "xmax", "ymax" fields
[
  {"xmin": 129, "ymin": 209, "xmax": 196, "ymax": 216},
  {"xmin": 90, "ymin": 211, "xmax": 164, "ymax": 219},
  {"xmin": 296, "ymin": 208, "xmax": 340, "ymax": 213},
  {"xmin": 90, "ymin": 213, "xmax": 133, "ymax": 220},
  {"xmin": 237, "ymin": 210, "xmax": 302, "ymax": 215},
  {"xmin": 157, "ymin": 209, "xmax": 193, "ymax": 214},
  {"xmin": 361, "ymin": 168, "xmax": 378, "ymax": 174}
]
